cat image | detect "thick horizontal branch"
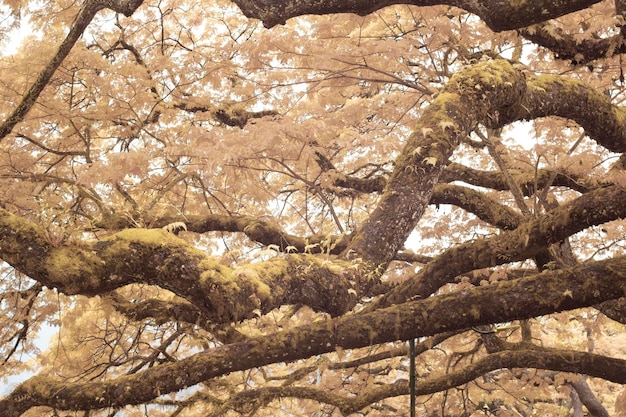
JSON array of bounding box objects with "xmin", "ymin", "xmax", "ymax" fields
[
  {"xmin": 232, "ymin": 0, "xmax": 601, "ymax": 31},
  {"xmin": 97, "ymin": 213, "xmax": 350, "ymax": 255},
  {"xmin": 352, "ymin": 347, "xmax": 626, "ymax": 413},
  {"xmin": 441, "ymin": 162, "xmax": 596, "ymax": 195},
  {"xmin": 3, "ymin": 254, "xmax": 626, "ymax": 415},
  {"xmin": 0, "ymin": 208, "xmax": 365, "ymax": 321}
]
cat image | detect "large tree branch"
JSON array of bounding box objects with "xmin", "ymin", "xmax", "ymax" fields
[
  {"xmin": 371, "ymin": 185, "xmax": 626, "ymax": 309},
  {"xmin": 346, "ymin": 59, "xmax": 527, "ymax": 267},
  {"xmin": 232, "ymin": 0, "xmax": 601, "ymax": 30},
  {"xmin": 0, "ymin": 207, "xmax": 365, "ymax": 321},
  {"xmin": 96, "ymin": 213, "xmax": 351, "ymax": 254},
  {"xmin": 3, "ymin": 254, "xmax": 626, "ymax": 415},
  {"xmin": 519, "ymin": 74, "xmax": 626, "ymax": 153},
  {"xmin": 345, "ymin": 60, "xmax": 626, "ymax": 270}
]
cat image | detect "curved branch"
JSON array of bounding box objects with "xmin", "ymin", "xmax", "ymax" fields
[
  {"xmin": 232, "ymin": 0, "xmax": 601, "ymax": 31},
  {"xmin": 371, "ymin": 185, "xmax": 626, "ymax": 308},
  {"xmin": 3, "ymin": 254, "xmax": 626, "ymax": 415},
  {"xmin": 328, "ymin": 162, "xmax": 597, "ymax": 196},
  {"xmin": 96, "ymin": 183, "xmax": 521, "ymax": 261},
  {"xmin": 519, "ymin": 74, "xmax": 626, "ymax": 153},
  {"xmin": 224, "ymin": 347, "xmax": 625, "ymax": 415},
  {"xmin": 0, "ymin": 207, "xmax": 364, "ymax": 321},
  {"xmin": 431, "ymin": 184, "xmax": 524, "ymax": 230},
  {"xmin": 441, "ymin": 162, "xmax": 596, "ymax": 195},
  {"xmin": 520, "ymin": 25, "xmax": 626, "ymax": 65}
]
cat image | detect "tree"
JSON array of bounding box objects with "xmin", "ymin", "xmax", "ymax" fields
[{"xmin": 2, "ymin": 0, "xmax": 626, "ymax": 415}]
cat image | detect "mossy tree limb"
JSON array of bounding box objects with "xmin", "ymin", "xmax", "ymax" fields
[
  {"xmin": 371, "ymin": 185, "xmax": 626, "ymax": 309},
  {"xmin": 96, "ymin": 213, "xmax": 351, "ymax": 255},
  {"xmin": 0, "ymin": 207, "xmax": 363, "ymax": 322},
  {"xmin": 346, "ymin": 59, "xmax": 527, "ymax": 267},
  {"xmin": 345, "ymin": 63, "xmax": 626, "ymax": 270},
  {"xmin": 519, "ymin": 75, "xmax": 626, "ymax": 152},
  {"xmin": 2, "ymin": 254, "xmax": 626, "ymax": 416}
]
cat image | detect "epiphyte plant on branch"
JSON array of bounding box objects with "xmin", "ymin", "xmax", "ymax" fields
[{"xmin": 2, "ymin": 0, "xmax": 626, "ymax": 416}]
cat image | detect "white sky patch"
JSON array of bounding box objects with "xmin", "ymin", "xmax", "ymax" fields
[{"xmin": 0, "ymin": 7, "xmax": 36, "ymax": 56}]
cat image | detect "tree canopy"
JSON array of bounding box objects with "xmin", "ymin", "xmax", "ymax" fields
[{"xmin": 2, "ymin": 0, "xmax": 626, "ymax": 415}]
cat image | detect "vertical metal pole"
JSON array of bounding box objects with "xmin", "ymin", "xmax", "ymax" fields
[{"xmin": 409, "ymin": 338, "xmax": 416, "ymax": 417}]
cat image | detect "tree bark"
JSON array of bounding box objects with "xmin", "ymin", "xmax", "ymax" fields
[
  {"xmin": 3, "ymin": 255, "xmax": 626, "ymax": 415},
  {"xmin": 232, "ymin": 0, "xmax": 601, "ymax": 30}
]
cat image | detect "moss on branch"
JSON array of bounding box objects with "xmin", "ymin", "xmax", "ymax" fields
[
  {"xmin": 4, "ymin": 255, "xmax": 626, "ymax": 416},
  {"xmin": 371, "ymin": 185, "xmax": 626, "ymax": 309},
  {"xmin": 346, "ymin": 59, "xmax": 526, "ymax": 267}
]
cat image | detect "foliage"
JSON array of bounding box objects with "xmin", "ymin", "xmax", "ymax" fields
[{"xmin": 1, "ymin": 0, "xmax": 626, "ymax": 416}]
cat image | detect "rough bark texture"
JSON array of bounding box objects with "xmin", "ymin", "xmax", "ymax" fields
[
  {"xmin": 3, "ymin": 0, "xmax": 626, "ymax": 414},
  {"xmin": 371, "ymin": 185, "xmax": 626, "ymax": 308},
  {"xmin": 346, "ymin": 59, "xmax": 526, "ymax": 267},
  {"xmin": 1, "ymin": 207, "xmax": 365, "ymax": 320},
  {"xmin": 2, "ymin": 255, "xmax": 626, "ymax": 416},
  {"xmin": 232, "ymin": 0, "xmax": 602, "ymax": 30}
]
